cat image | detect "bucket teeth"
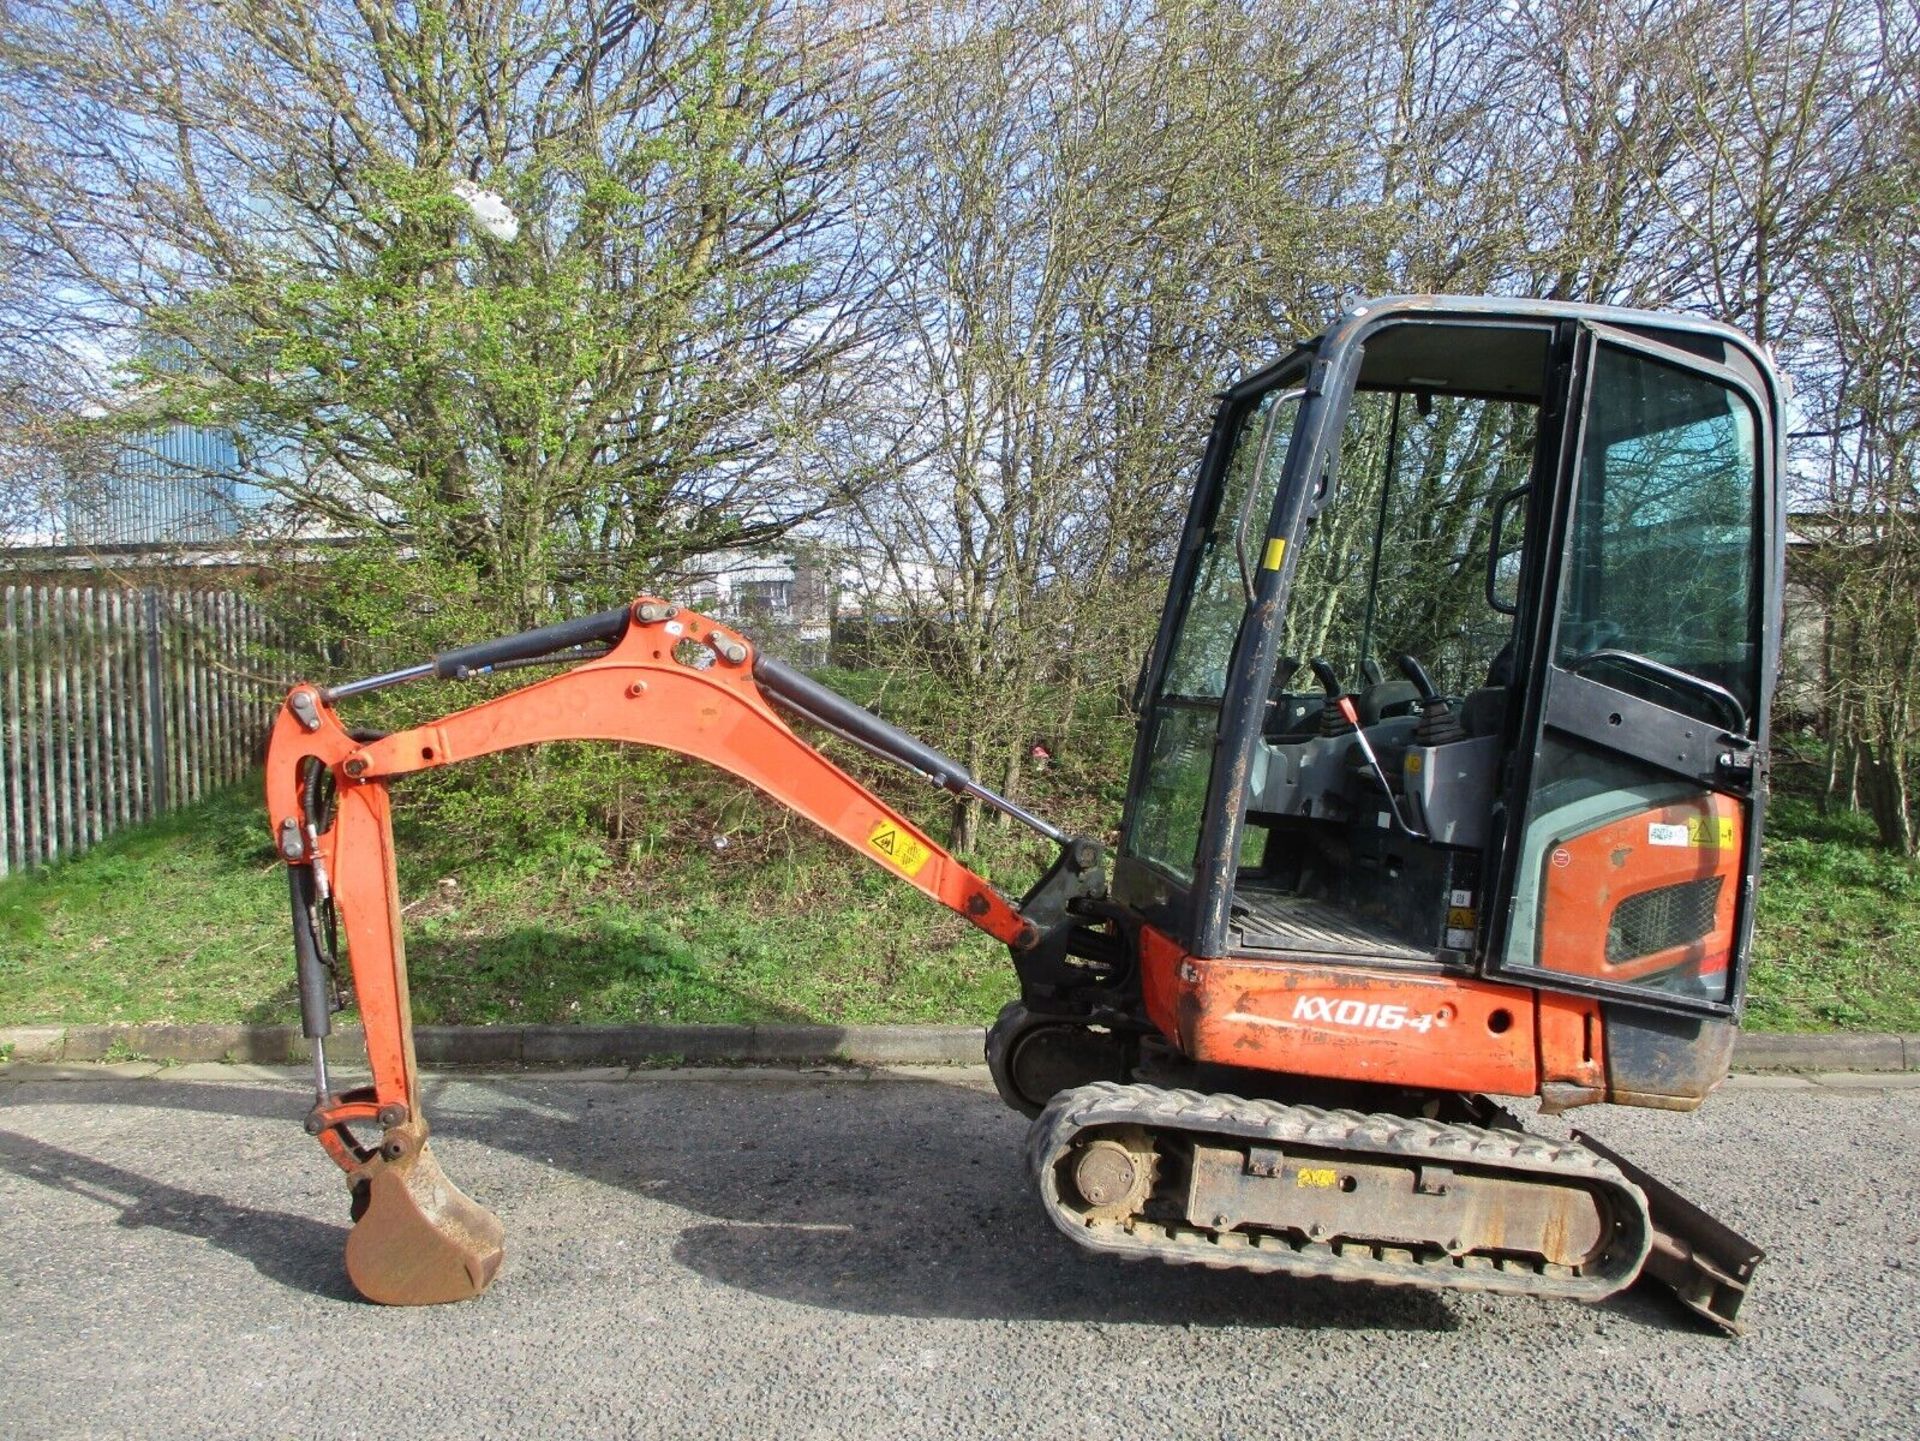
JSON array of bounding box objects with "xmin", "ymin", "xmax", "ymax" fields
[{"xmin": 342, "ymin": 1129, "xmax": 504, "ymax": 1306}]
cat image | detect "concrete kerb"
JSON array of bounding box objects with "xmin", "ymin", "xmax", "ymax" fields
[
  {"xmin": 1733, "ymin": 1031, "xmax": 1909, "ymax": 1072},
  {"xmin": 0, "ymin": 1021, "xmax": 992, "ymax": 1069},
  {"xmin": 56, "ymin": 1022, "xmax": 329, "ymax": 1065},
  {"xmin": 0, "ymin": 1026, "xmax": 65, "ymax": 1062},
  {"xmin": 1, "ymin": 1022, "xmax": 1915, "ymax": 1073}
]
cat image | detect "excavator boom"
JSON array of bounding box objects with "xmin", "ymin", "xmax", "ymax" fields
[{"xmin": 266, "ymin": 597, "xmax": 1097, "ymax": 1304}]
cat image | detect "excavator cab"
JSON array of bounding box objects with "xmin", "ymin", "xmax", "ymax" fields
[{"xmin": 1115, "ymin": 298, "xmax": 1781, "ymax": 1114}]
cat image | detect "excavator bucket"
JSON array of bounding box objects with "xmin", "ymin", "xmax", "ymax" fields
[{"xmin": 343, "ymin": 1128, "xmax": 505, "ymax": 1306}]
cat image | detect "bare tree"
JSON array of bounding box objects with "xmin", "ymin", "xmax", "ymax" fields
[
  {"xmin": 0, "ymin": 0, "xmax": 883, "ymax": 639},
  {"xmin": 843, "ymin": 0, "xmax": 1363, "ymax": 848},
  {"xmin": 1803, "ymin": 0, "xmax": 1920, "ymax": 851},
  {"xmin": 1657, "ymin": 0, "xmax": 1863, "ymax": 346}
]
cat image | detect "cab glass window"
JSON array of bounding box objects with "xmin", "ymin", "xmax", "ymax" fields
[{"xmin": 1556, "ymin": 345, "xmax": 1762, "ymax": 724}]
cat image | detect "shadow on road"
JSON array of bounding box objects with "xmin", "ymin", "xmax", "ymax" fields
[
  {"xmin": 666, "ymin": 1219, "xmax": 1462, "ymax": 1332},
  {"xmin": 458, "ymin": 1072, "xmax": 1464, "ymax": 1333},
  {"xmin": 0, "ymin": 1071, "xmax": 1705, "ymax": 1334},
  {"xmin": 0, "ymin": 1125, "xmax": 357, "ymax": 1302}
]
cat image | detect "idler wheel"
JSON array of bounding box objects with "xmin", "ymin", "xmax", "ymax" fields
[{"xmin": 986, "ymin": 1002, "xmax": 1133, "ymax": 1118}]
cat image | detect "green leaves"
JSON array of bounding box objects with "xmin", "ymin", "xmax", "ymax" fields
[{"xmin": 4, "ymin": 1, "xmax": 873, "ymax": 640}]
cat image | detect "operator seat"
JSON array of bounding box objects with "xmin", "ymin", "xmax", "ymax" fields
[
  {"xmin": 1460, "ymin": 640, "xmax": 1514, "ymax": 738},
  {"xmin": 1358, "ymin": 679, "xmax": 1422, "ymax": 725}
]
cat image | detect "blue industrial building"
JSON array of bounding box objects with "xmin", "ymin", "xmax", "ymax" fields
[{"xmin": 63, "ymin": 420, "xmax": 274, "ymax": 547}]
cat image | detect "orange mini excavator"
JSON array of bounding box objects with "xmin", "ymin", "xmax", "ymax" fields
[{"xmin": 267, "ymin": 296, "xmax": 1778, "ymax": 1327}]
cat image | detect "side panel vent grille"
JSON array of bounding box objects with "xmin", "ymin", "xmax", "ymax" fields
[{"xmin": 1607, "ymin": 877, "xmax": 1723, "ymax": 963}]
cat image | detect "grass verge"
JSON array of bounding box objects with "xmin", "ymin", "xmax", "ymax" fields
[
  {"xmin": 1746, "ymin": 794, "xmax": 1920, "ymax": 1031},
  {"xmin": 2, "ymin": 762, "xmax": 1915, "ymax": 1033},
  {"xmin": 0, "ymin": 775, "xmax": 1017, "ymax": 1029}
]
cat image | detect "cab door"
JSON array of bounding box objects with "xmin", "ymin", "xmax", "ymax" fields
[{"xmin": 1487, "ymin": 324, "xmax": 1779, "ymax": 1015}]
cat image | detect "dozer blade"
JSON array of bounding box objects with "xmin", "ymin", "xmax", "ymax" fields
[
  {"xmin": 1574, "ymin": 1130, "xmax": 1763, "ymax": 1334},
  {"xmin": 344, "ymin": 1129, "xmax": 505, "ymax": 1306}
]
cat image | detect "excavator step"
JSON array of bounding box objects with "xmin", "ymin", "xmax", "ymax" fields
[{"xmin": 1028, "ymin": 1082, "xmax": 1654, "ymax": 1304}]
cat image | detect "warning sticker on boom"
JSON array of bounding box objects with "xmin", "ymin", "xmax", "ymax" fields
[{"xmin": 868, "ymin": 821, "xmax": 932, "ymax": 877}]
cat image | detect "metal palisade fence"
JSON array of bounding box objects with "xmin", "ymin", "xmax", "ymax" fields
[{"xmin": 0, "ymin": 585, "xmax": 280, "ymax": 876}]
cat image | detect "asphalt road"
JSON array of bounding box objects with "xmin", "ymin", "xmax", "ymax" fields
[{"xmin": 2, "ymin": 1066, "xmax": 1915, "ymax": 1440}]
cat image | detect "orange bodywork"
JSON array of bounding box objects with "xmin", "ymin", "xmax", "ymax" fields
[
  {"xmin": 1139, "ymin": 926, "xmax": 1605, "ymax": 1099},
  {"xmin": 1532, "ymin": 793, "xmax": 1743, "ymax": 990},
  {"xmin": 266, "ymin": 599, "xmax": 1033, "ymax": 1155}
]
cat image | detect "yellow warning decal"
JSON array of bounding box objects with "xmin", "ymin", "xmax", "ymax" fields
[
  {"xmin": 1686, "ymin": 816, "xmax": 1738, "ymax": 849},
  {"xmin": 1296, "ymin": 1167, "xmax": 1338, "ymax": 1189},
  {"xmin": 868, "ymin": 820, "xmax": 932, "ymax": 877},
  {"xmin": 1261, "ymin": 537, "xmax": 1288, "ymax": 571}
]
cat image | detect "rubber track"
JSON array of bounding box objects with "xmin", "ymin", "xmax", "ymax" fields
[{"xmin": 1027, "ymin": 1082, "xmax": 1653, "ymax": 1303}]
